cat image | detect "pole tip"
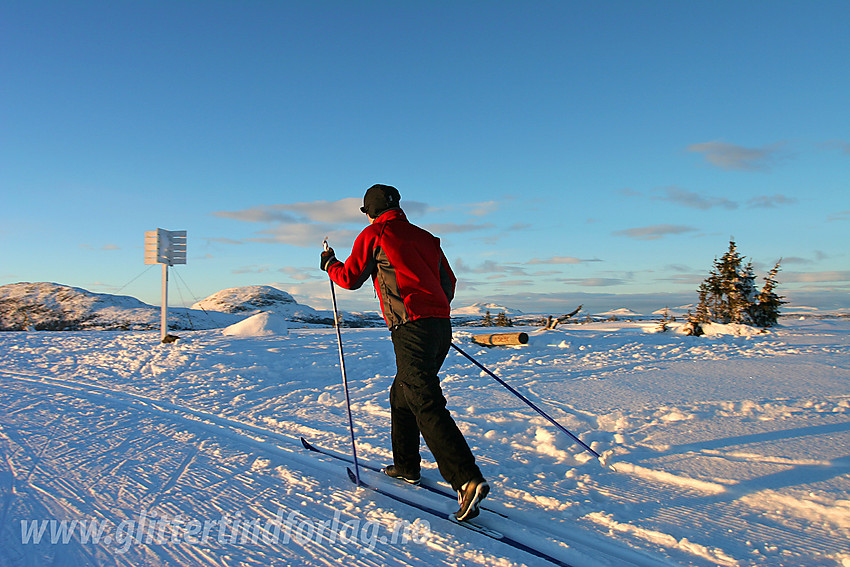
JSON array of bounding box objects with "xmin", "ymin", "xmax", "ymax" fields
[{"xmin": 598, "ymin": 455, "xmax": 617, "ymax": 472}]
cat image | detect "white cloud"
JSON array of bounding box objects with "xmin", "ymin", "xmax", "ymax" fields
[
  {"xmin": 527, "ymin": 257, "xmax": 602, "ymax": 265},
  {"xmin": 203, "ymin": 237, "xmax": 246, "ymax": 246},
  {"xmin": 232, "ymin": 265, "xmax": 273, "ymax": 274},
  {"xmin": 781, "ymin": 257, "xmax": 814, "ymax": 265},
  {"xmin": 781, "ymin": 271, "xmax": 850, "ymax": 283},
  {"xmin": 687, "ymin": 141, "xmax": 788, "ymax": 171},
  {"xmin": 215, "ymin": 198, "xmax": 432, "ymax": 226},
  {"xmin": 424, "ymin": 198, "xmax": 513, "ymax": 219},
  {"xmin": 561, "ymin": 277, "xmax": 626, "ymax": 287},
  {"xmin": 746, "ymin": 194, "xmax": 797, "ymax": 208},
  {"xmin": 251, "ymin": 224, "xmax": 360, "ymax": 248},
  {"xmin": 820, "ymin": 139, "xmax": 850, "ymax": 155},
  {"xmin": 454, "ymin": 258, "xmax": 528, "ymax": 276},
  {"xmin": 469, "ymin": 201, "xmax": 500, "ymax": 217},
  {"xmin": 660, "ymin": 273, "xmax": 705, "ymax": 286},
  {"xmin": 653, "ymin": 186, "xmax": 738, "ymax": 210},
  {"xmin": 424, "ymin": 222, "xmax": 494, "ymax": 234},
  {"xmin": 213, "ymin": 207, "xmax": 301, "ymax": 223},
  {"xmin": 493, "ymin": 279, "xmax": 535, "ymax": 287},
  {"xmin": 613, "ymin": 224, "xmax": 699, "ymax": 240},
  {"xmin": 280, "ymin": 198, "xmax": 366, "ymax": 224},
  {"xmin": 278, "ymin": 266, "xmax": 322, "ymax": 281},
  {"xmin": 214, "ymin": 199, "xmax": 363, "ymax": 224}
]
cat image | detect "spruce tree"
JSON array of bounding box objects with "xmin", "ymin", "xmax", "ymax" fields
[
  {"xmin": 750, "ymin": 261, "xmax": 785, "ymax": 327},
  {"xmin": 713, "ymin": 240, "xmax": 751, "ymax": 323},
  {"xmin": 482, "ymin": 310, "xmax": 493, "ymax": 326},
  {"xmin": 695, "ymin": 241, "xmax": 784, "ymax": 327},
  {"xmin": 495, "ymin": 311, "xmax": 512, "ymax": 327}
]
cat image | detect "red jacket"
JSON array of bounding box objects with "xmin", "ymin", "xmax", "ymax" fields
[{"xmin": 326, "ymin": 209, "xmax": 456, "ymax": 328}]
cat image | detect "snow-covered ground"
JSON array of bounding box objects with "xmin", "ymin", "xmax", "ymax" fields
[{"xmin": 1, "ymin": 318, "xmax": 848, "ymax": 566}]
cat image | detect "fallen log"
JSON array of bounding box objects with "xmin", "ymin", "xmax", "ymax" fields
[{"xmin": 472, "ymin": 332, "xmax": 529, "ymax": 347}]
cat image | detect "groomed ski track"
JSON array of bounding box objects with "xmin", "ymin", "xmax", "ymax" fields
[{"xmin": 0, "ymin": 368, "xmax": 674, "ymax": 567}]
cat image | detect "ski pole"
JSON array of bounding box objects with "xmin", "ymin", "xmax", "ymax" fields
[
  {"xmin": 450, "ymin": 342, "xmax": 616, "ymax": 471},
  {"xmin": 324, "ymin": 239, "xmax": 361, "ymax": 485}
]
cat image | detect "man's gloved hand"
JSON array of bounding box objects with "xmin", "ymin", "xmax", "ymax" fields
[{"xmin": 320, "ymin": 248, "xmax": 337, "ymax": 271}]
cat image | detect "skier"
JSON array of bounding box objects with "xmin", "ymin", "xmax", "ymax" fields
[{"xmin": 320, "ymin": 184, "xmax": 489, "ymax": 521}]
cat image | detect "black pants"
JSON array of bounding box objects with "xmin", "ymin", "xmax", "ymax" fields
[{"xmin": 389, "ymin": 317, "xmax": 481, "ymax": 491}]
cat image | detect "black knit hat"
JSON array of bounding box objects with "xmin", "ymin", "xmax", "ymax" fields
[{"xmin": 360, "ymin": 184, "xmax": 401, "ymax": 218}]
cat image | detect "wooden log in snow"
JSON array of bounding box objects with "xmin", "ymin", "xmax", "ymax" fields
[{"xmin": 472, "ymin": 332, "xmax": 529, "ymax": 347}]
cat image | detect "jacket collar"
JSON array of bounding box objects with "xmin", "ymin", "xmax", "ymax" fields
[{"xmin": 374, "ymin": 208, "xmax": 406, "ymax": 223}]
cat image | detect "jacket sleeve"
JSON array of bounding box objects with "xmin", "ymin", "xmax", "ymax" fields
[
  {"xmin": 326, "ymin": 228, "xmax": 377, "ymax": 291},
  {"xmin": 438, "ymin": 251, "xmax": 456, "ymax": 303}
]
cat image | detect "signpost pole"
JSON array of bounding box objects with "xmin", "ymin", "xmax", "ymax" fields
[
  {"xmin": 161, "ymin": 262, "xmax": 169, "ymax": 342},
  {"xmin": 145, "ymin": 228, "xmax": 186, "ymax": 343}
]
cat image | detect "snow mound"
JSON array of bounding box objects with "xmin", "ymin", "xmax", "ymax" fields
[
  {"xmin": 699, "ymin": 322, "xmax": 769, "ymax": 337},
  {"xmin": 222, "ymin": 311, "xmax": 289, "ymax": 337}
]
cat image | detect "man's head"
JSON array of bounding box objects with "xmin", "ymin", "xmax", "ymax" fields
[{"xmin": 361, "ymin": 184, "xmax": 401, "ymax": 219}]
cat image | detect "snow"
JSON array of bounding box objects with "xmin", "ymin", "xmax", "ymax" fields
[
  {"xmin": 0, "ymin": 282, "xmax": 382, "ymax": 331},
  {"xmin": 221, "ymin": 312, "xmax": 289, "ymax": 337},
  {"xmin": 1, "ymin": 318, "xmax": 849, "ymax": 566},
  {"xmin": 452, "ymin": 303, "xmax": 524, "ymax": 316},
  {"xmin": 593, "ymin": 308, "xmax": 642, "ymax": 318}
]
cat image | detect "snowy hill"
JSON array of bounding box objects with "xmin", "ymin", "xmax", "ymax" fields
[
  {"xmin": 0, "ymin": 282, "xmax": 240, "ymax": 331},
  {"xmin": 192, "ymin": 285, "xmax": 383, "ymax": 328},
  {"xmin": 193, "ymin": 286, "xmax": 330, "ymax": 322}
]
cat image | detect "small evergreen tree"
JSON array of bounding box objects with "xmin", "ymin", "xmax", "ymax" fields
[
  {"xmin": 694, "ymin": 240, "xmax": 783, "ymax": 327},
  {"xmin": 694, "ymin": 283, "xmax": 712, "ymax": 323},
  {"xmin": 495, "ymin": 311, "xmax": 513, "ymax": 327},
  {"xmin": 656, "ymin": 307, "xmax": 671, "ymax": 333},
  {"xmin": 482, "ymin": 310, "xmax": 493, "ymax": 326},
  {"xmin": 750, "ymin": 261, "xmax": 785, "ymax": 327}
]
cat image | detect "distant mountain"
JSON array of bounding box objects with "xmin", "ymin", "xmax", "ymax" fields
[
  {"xmin": 0, "ymin": 283, "xmax": 383, "ymax": 331},
  {"xmin": 593, "ymin": 308, "xmax": 643, "ymax": 318},
  {"xmin": 452, "ymin": 302, "xmax": 524, "ymax": 317}
]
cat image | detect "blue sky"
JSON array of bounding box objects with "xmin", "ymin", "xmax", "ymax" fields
[{"xmin": 2, "ymin": 1, "xmax": 848, "ymax": 315}]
